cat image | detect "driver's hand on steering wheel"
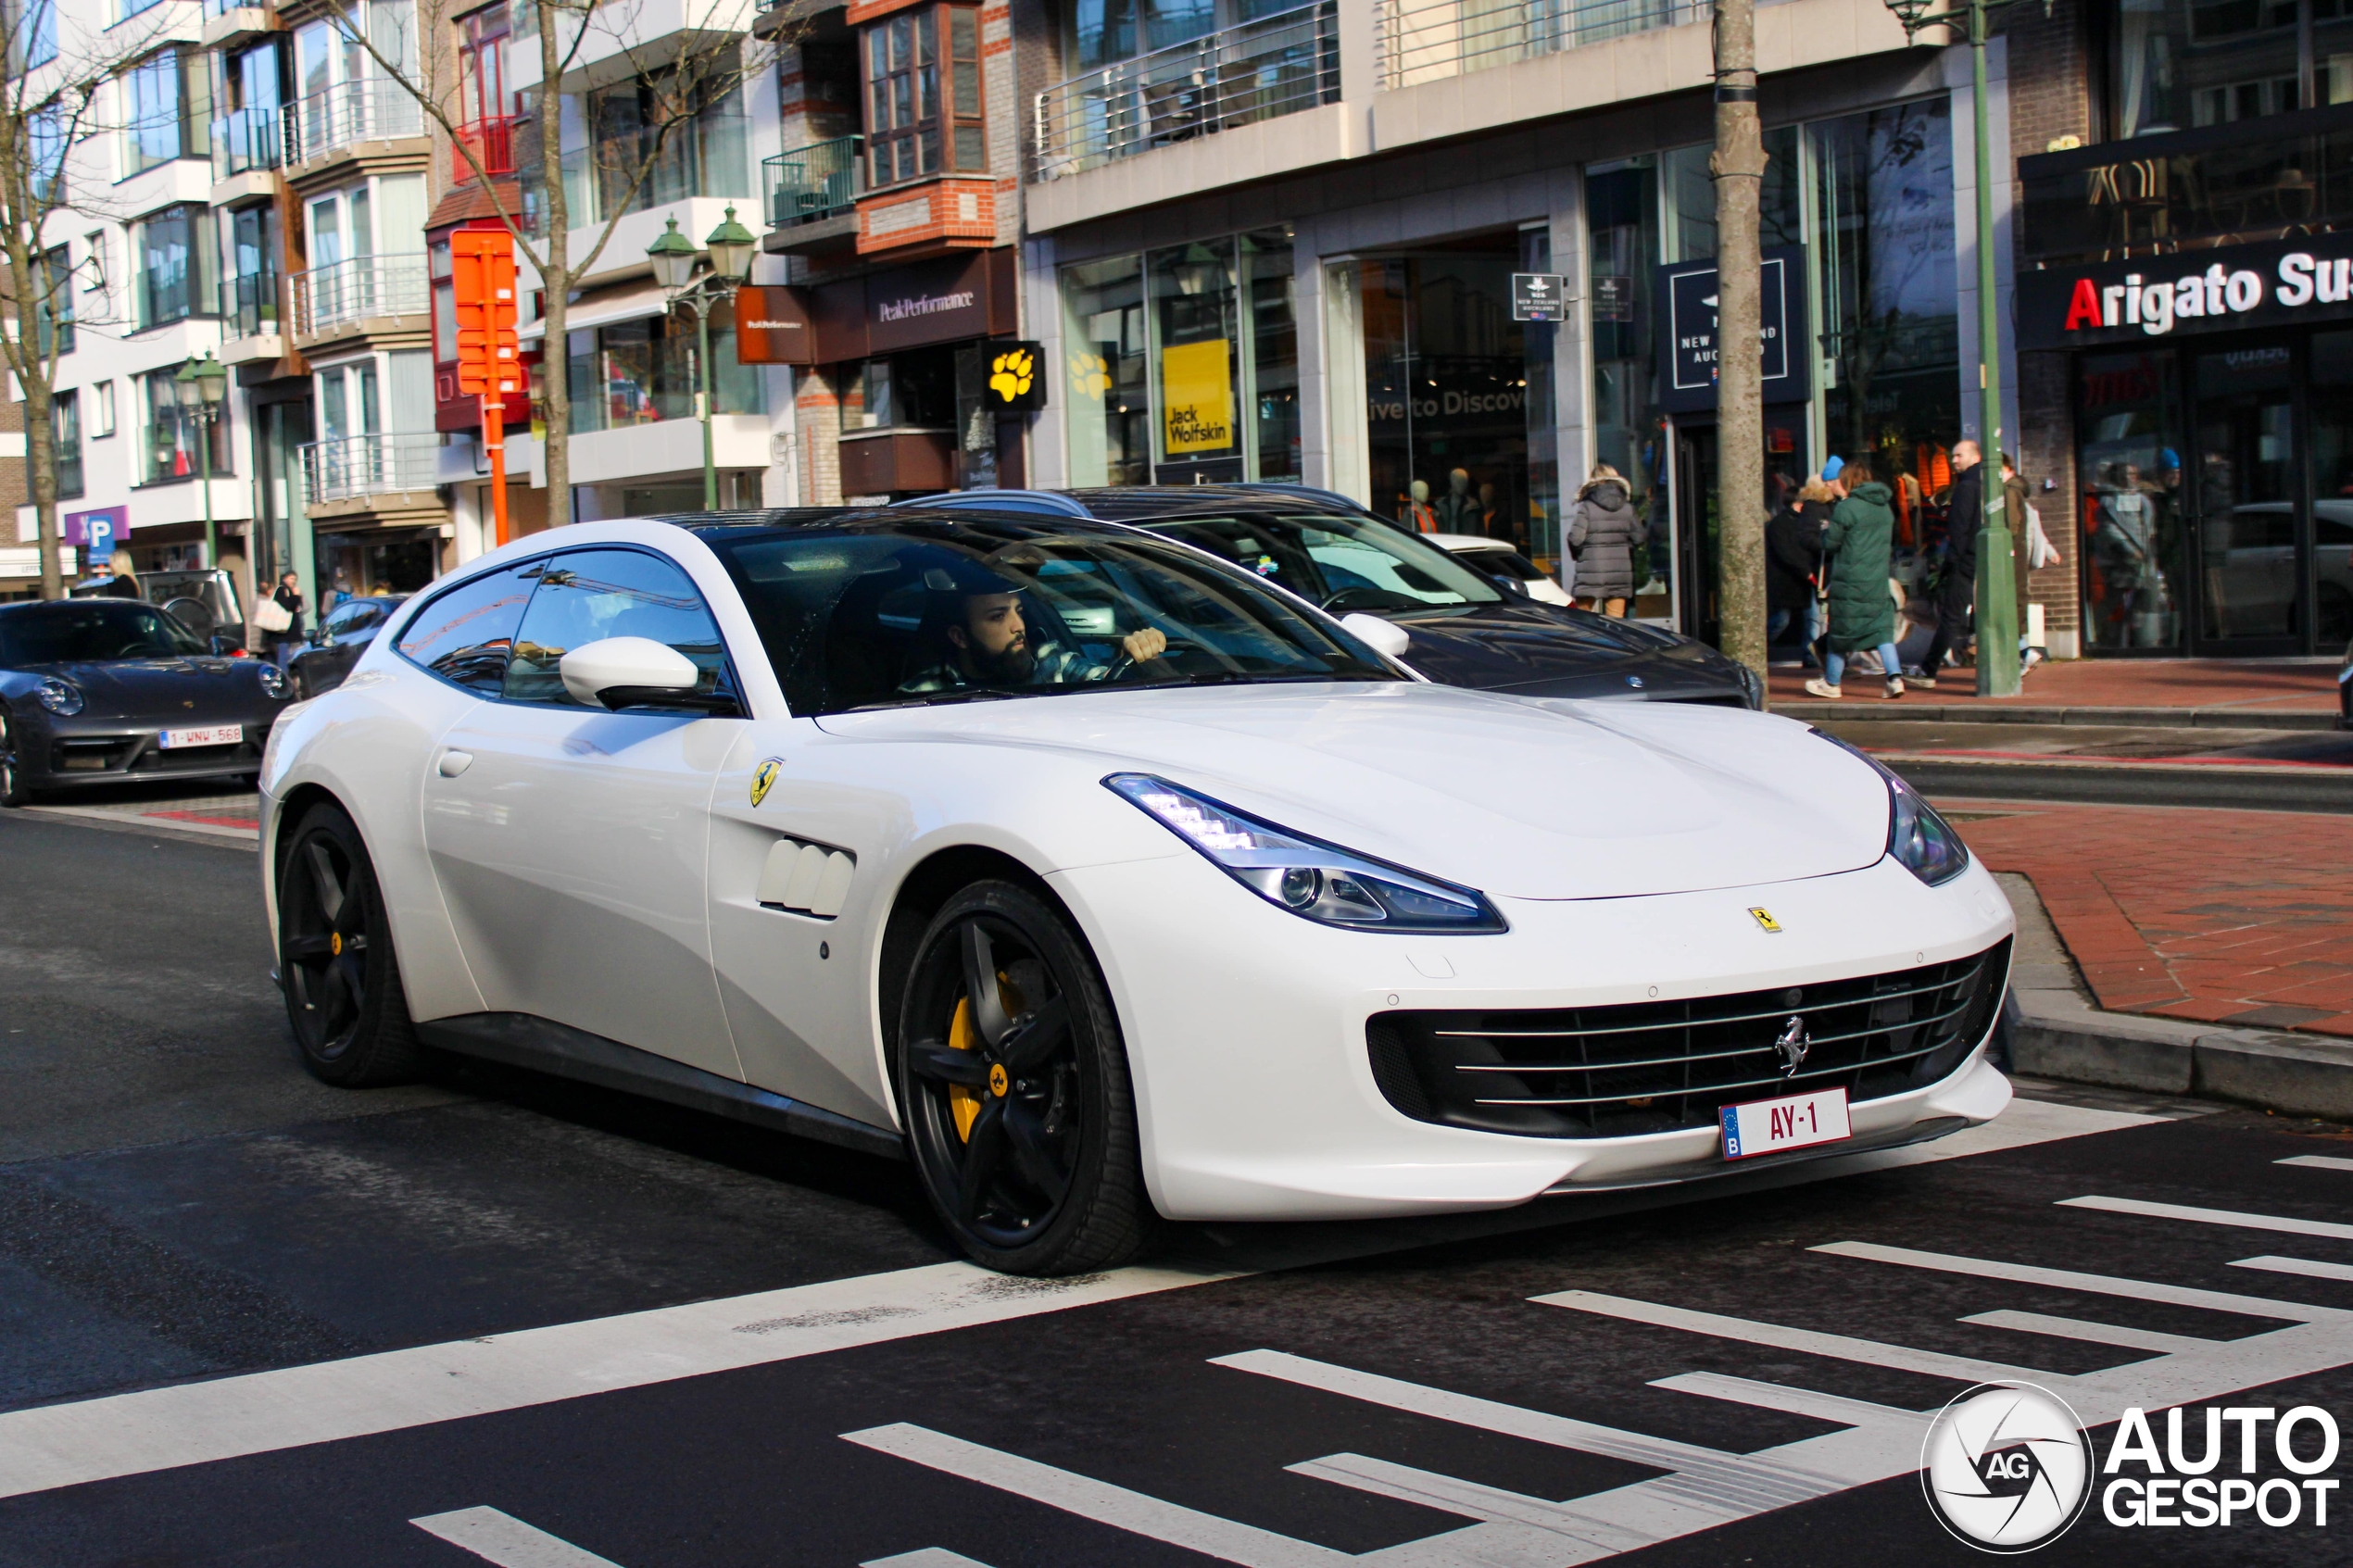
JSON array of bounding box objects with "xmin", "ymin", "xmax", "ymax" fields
[{"xmin": 1120, "ymin": 627, "xmax": 1169, "ymax": 663}]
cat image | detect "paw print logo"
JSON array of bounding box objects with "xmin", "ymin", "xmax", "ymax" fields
[
  {"xmin": 1068, "ymin": 351, "xmax": 1111, "ymax": 399},
  {"xmin": 989, "ymin": 347, "xmax": 1036, "ymax": 404}
]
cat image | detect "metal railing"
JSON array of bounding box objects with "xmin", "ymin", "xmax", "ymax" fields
[
  {"xmin": 282, "ymin": 80, "xmax": 425, "ymax": 168},
  {"xmin": 1374, "ymin": 0, "xmax": 1702, "ymax": 91},
  {"xmin": 453, "ymin": 114, "xmax": 523, "ymax": 181},
  {"xmin": 1033, "ymin": 0, "xmax": 1338, "ymax": 181},
  {"xmin": 558, "ymin": 106, "xmax": 751, "ymax": 227},
  {"xmin": 762, "ymin": 134, "xmax": 862, "ymax": 225},
  {"xmin": 214, "ymin": 104, "xmax": 281, "ymax": 179},
  {"xmin": 226, "ymin": 270, "xmax": 281, "ymax": 340},
  {"xmin": 300, "ymin": 432, "xmax": 440, "ymax": 504},
  {"xmin": 291, "ymin": 253, "xmax": 430, "ymax": 336},
  {"xmin": 202, "ymin": 0, "xmax": 263, "ymax": 18}
]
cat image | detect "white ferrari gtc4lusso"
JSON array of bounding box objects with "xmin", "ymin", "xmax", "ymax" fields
[{"xmin": 261, "ymin": 509, "xmax": 2016, "ymax": 1274}]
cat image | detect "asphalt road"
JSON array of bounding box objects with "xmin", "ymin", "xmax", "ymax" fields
[{"xmin": 7, "ymin": 812, "xmax": 2353, "ymax": 1565}]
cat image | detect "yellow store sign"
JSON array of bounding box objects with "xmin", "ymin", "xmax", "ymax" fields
[{"xmin": 1161, "ymin": 339, "xmax": 1234, "ymax": 454}]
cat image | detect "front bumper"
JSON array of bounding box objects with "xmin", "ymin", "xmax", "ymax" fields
[
  {"xmin": 1050, "ymin": 850, "xmax": 2016, "ymax": 1222},
  {"xmin": 22, "ymin": 712, "xmax": 276, "ymax": 787}
]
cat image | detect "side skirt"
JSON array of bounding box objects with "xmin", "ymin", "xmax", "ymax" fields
[{"xmin": 416, "ymin": 1012, "xmax": 908, "ymax": 1162}]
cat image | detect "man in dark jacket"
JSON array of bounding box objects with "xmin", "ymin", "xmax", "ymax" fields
[
  {"xmin": 1916, "ymin": 440, "xmax": 1984, "ymax": 686},
  {"xmin": 1766, "ymin": 478, "xmax": 1832, "ymax": 661}
]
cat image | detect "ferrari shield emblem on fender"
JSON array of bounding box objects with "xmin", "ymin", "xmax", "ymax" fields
[
  {"xmin": 1748, "ymin": 907, "xmax": 1782, "ymax": 934},
  {"xmin": 749, "ymin": 759, "xmax": 782, "ymax": 808}
]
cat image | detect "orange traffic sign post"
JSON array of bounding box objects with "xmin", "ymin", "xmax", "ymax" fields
[{"xmin": 451, "ymin": 231, "xmax": 522, "ymax": 546}]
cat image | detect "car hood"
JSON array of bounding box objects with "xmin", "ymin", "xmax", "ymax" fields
[
  {"xmin": 1386, "ymin": 599, "xmax": 1743, "ymax": 699},
  {"xmin": 14, "ymin": 658, "xmax": 277, "ymax": 716},
  {"xmin": 818, "ymin": 682, "xmax": 1890, "ymax": 899}
]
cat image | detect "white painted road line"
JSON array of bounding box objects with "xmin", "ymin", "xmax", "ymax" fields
[
  {"xmin": 1645, "ymin": 1371, "xmax": 1919, "ymax": 1429},
  {"xmin": 2280, "ymin": 1154, "xmax": 2353, "ymax": 1173},
  {"xmin": 2059, "ymin": 1193, "xmax": 2353, "ymax": 1241},
  {"xmin": 411, "ymin": 1507, "xmax": 626, "ymax": 1567},
  {"xmin": 1814, "ymin": 1238, "xmax": 2350, "ymax": 1322},
  {"xmin": 1288, "ymin": 1451, "xmax": 1660, "ymax": 1556},
  {"xmin": 0, "ymin": 1261, "xmax": 1227, "ymax": 1502},
  {"xmin": 1531, "ymin": 1289, "xmax": 2053, "ymax": 1386},
  {"xmin": 862, "ymin": 1553, "xmax": 1000, "ymax": 1568},
  {"xmin": 843, "ymin": 1423, "xmax": 1353, "ymax": 1568},
  {"xmin": 1959, "ymin": 1309, "xmax": 2220, "ymax": 1355},
  {"xmin": 2233, "ymin": 1254, "xmax": 2353, "ymax": 1283}
]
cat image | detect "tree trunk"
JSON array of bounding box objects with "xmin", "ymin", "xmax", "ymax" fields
[
  {"xmin": 536, "ymin": 0, "xmax": 570, "ymax": 521},
  {"xmin": 1709, "ymin": 0, "xmax": 1768, "ymax": 682}
]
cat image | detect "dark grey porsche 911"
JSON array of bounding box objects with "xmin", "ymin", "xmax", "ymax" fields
[{"xmin": 0, "ymin": 598, "xmax": 296, "ymax": 807}]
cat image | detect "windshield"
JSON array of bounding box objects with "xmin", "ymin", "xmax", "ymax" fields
[
  {"xmin": 1139, "ymin": 511, "xmax": 1504, "ymax": 613},
  {"xmin": 0, "ymin": 600, "xmax": 211, "ymax": 665},
  {"xmin": 706, "ymin": 519, "xmax": 1401, "ymax": 716}
]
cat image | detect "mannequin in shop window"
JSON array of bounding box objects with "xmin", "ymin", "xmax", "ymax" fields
[
  {"xmin": 1434, "ymin": 468, "xmax": 1481, "ymax": 533},
  {"xmin": 1401, "ymin": 479, "xmax": 1438, "ymax": 533}
]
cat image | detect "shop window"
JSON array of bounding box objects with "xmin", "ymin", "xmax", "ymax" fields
[
  {"xmin": 2076, "ymin": 350, "xmax": 2185, "ymax": 651},
  {"xmin": 1063, "ymin": 255, "xmax": 1151, "ymax": 485},
  {"xmin": 863, "ymin": 5, "xmax": 986, "ymax": 189},
  {"xmin": 1584, "ymin": 157, "xmax": 1667, "ymax": 612},
  {"xmin": 53, "ymin": 391, "xmax": 82, "ymax": 501},
  {"xmin": 142, "ymin": 366, "xmax": 231, "ymax": 484},
  {"xmin": 135, "ymin": 206, "xmax": 213, "ymax": 328},
  {"xmin": 564, "ymin": 306, "xmax": 768, "ymax": 434},
  {"xmin": 35, "ymin": 245, "xmax": 72, "ymax": 358}
]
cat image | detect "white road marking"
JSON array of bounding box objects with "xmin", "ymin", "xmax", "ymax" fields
[
  {"xmin": 1959, "ymin": 1309, "xmax": 2219, "ymax": 1355},
  {"xmin": 411, "ymin": 1507, "xmax": 625, "ymax": 1567},
  {"xmin": 843, "ymin": 1424, "xmax": 1352, "ymax": 1568},
  {"xmin": 1529, "ymin": 1289, "xmax": 2050, "ymax": 1386},
  {"xmin": 1644, "ymin": 1371, "xmax": 1916, "ymax": 1428},
  {"xmin": 2233, "ymin": 1254, "xmax": 2353, "ymax": 1283},
  {"xmin": 0, "ymin": 1261, "xmax": 1226, "ymax": 1502},
  {"xmin": 2059, "ymin": 1193, "xmax": 2353, "ymax": 1241},
  {"xmin": 2279, "ymin": 1154, "xmax": 2353, "ymax": 1173},
  {"xmin": 862, "ymin": 1553, "xmax": 1000, "ymax": 1568},
  {"xmin": 1812, "ymin": 1238, "xmax": 2337, "ymax": 1321}
]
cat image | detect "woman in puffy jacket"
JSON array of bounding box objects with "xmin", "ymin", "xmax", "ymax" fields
[
  {"xmin": 1805, "ymin": 455, "xmax": 1905, "ymax": 699},
  {"xmin": 1567, "ymin": 463, "xmax": 1648, "ymax": 617}
]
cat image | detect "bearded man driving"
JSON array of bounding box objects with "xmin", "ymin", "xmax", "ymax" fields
[{"xmin": 899, "ymin": 558, "xmax": 1167, "ymax": 694}]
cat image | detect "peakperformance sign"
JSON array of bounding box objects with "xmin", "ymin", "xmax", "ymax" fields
[{"xmin": 2016, "ymin": 235, "xmax": 2353, "ymax": 349}]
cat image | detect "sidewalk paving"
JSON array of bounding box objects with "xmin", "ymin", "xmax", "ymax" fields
[
  {"xmin": 1771, "ymin": 654, "xmax": 2341, "ymax": 720},
  {"xmin": 1946, "ymin": 797, "xmax": 2353, "ymax": 1040}
]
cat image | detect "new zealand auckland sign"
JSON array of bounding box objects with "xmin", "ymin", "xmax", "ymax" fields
[{"xmin": 2017, "ymin": 236, "xmax": 2353, "ymax": 350}]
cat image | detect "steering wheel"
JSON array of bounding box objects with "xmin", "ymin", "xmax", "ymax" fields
[{"xmin": 1103, "ymin": 633, "xmax": 1195, "ymax": 680}]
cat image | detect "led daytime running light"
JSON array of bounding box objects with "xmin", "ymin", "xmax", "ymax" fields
[{"xmin": 1814, "ymin": 729, "xmax": 1969, "ymax": 886}]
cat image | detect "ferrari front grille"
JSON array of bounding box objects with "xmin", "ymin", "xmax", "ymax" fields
[{"xmin": 1365, "ymin": 938, "xmax": 2010, "ymax": 1139}]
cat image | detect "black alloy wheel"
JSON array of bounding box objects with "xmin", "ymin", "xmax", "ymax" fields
[
  {"xmin": 278, "ymin": 802, "xmax": 422, "ymax": 1086},
  {"xmin": 897, "ymin": 880, "xmax": 1149, "ymax": 1274},
  {"xmin": 0, "ymin": 713, "xmax": 31, "ymax": 808}
]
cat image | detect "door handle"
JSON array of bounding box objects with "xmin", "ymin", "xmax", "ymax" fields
[{"xmin": 438, "ymin": 750, "xmax": 474, "ymax": 777}]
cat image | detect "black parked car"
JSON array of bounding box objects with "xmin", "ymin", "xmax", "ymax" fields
[
  {"xmin": 0, "ymin": 598, "xmax": 295, "ymax": 807},
  {"xmin": 288, "ymin": 595, "xmax": 409, "ymax": 699},
  {"xmin": 900, "ymin": 487, "xmax": 1763, "ymax": 709}
]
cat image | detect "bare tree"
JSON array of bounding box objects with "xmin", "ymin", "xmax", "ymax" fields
[
  {"xmin": 0, "ymin": 0, "xmax": 173, "ymax": 598},
  {"xmin": 313, "ymin": 0, "xmax": 789, "ymax": 511}
]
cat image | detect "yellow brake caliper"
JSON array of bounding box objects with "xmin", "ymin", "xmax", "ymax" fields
[{"xmin": 947, "ymin": 972, "xmax": 1024, "ymax": 1141}]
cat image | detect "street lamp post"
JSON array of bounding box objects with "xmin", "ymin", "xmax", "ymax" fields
[
  {"xmin": 648, "ymin": 207, "xmax": 759, "ymax": 511},
  {"xmin": 175, "ymin": 351, "xmax": 229, "ymax": 568},
  {"xmin": 1884, "ymin": 0, "xmax": 2035, "ymax": 697}
]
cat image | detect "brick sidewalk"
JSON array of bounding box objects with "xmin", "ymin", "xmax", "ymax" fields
[
  {"xmin": 1947, "ymin": 798, "xmax": 2353, "ymax": 1039},
  {"xmin": 1771, "ymin": 656, "xmax": 2339, "ymax": 712}
]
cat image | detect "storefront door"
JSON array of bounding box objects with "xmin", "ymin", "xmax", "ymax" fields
[{"xmin": 2190, "ymin": 342, "xmax": 2305, "ymax": 654}]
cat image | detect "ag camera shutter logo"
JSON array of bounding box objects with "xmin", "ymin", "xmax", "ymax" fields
[{"xmin": 1921, "ymin": 1382, "xmax": 2094, "ymax": 1552}]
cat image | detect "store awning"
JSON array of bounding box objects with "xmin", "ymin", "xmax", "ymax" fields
[{"xmin": 519, "ymin": 279, "xmax": 672, "ymax": 343}]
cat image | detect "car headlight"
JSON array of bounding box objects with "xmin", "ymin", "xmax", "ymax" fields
[
  {"xmin": 257, "ymin": 662, "xmax": 289, "ymax": 699},
  {"xmin": 36, "ymin": 678, "xmax": 82, "ymax": 716},
  {"xmin": 1814, "ymin": 730, "xmax": 1969, "ymax": 886},
  {"xmin": 1105, "ymin": 773, "xmax": 1506, "ymax": 933}
]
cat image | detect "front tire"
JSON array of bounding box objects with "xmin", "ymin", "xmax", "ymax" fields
[
  {"xmin": 896, "ymin": 880, "xmax": 1150, "ymax": 1275},
  {"xmin": 278, "ymin": 802, "xmax": 422, "ymax": 1086}
]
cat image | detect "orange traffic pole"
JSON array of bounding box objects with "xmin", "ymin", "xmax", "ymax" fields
[{"xmin": 483, "ymin": 394, "xmax": 510, "ymax": 547}]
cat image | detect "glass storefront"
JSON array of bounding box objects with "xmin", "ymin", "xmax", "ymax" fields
[{"xmin": 1060, "ymin": 228, "xmax": 1298, "ymax": 486}]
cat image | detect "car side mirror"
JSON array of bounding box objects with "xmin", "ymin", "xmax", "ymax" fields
[
  {"xmin": 1338, "ymin": 612, "xmax": 1411, "ymax": 659},
  {"xmin": 559, "ymin": 635, "xmax": 738, "ymax": 714},
  {"xmin": 209, "ymin": 633, "xmax": 245, "ymax": 657}
]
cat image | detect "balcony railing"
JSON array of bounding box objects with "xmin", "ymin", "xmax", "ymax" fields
[
  {"xmin": 1373, "ymin": 0, "xmax": 1702, "ymax": 91},
  {"xmin": 300, "ymin": 432, "xmax": 439, "ymax": 504},
  {"xmin": 214, "ymin": 104, "xmax": 282, "ymax": 179},
  {"xmin": 762, "ymin": 135, "xmax": 862, "ymax": 226},
  {"xmin": 1034, "ymin": 0, "xmax": 1338, "ymax": 181},
  {"xmin": 202, "ymin": 0, "xmax": 260, "ymax": 18},
  {"xmin": 282, "ymin": 80, "xmax": 425, "ymax": 168},
  {"xmin": 227, "ymin": 270, "xmax": 281, "ymax": 341},
  {"xmin": 453, "ymin": 115, "xmax": 523, "ymax": 182},
  {"xmin": 2019, "ymin": 104, "xmax": 2353, "ymax": 265},
  {"xmin": 555, "ymin": 106, "xmax": 751, "ymax": 228},
  {"xmin": 291, "ymin": 253, "xmax": 430, "ymax": 336}
]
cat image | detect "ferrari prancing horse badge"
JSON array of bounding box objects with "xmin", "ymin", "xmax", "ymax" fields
[{"xmin": 750, "ymin": 759, "xmax": 782, "ymax": 808}]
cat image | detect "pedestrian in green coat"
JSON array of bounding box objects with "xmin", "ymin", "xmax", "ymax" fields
[{"xmin": 1804, "ymin": 456, "xmax": 1905, "ymax": 699}]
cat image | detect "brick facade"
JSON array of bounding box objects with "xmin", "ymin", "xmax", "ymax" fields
[
  {"xmin": 796, "ymin": 367, "xmax": 849, "ymax": 505},
  {"xmin": 2007, "ymin": 0, "xmax": 2095, "ymax": 649}
]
